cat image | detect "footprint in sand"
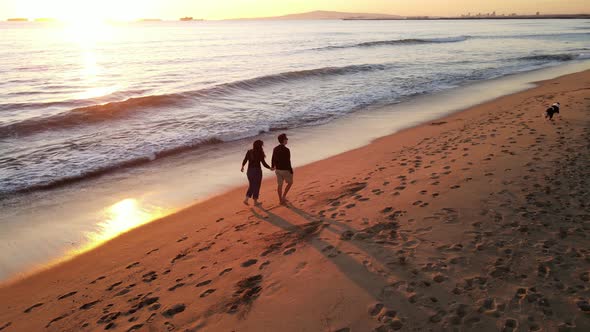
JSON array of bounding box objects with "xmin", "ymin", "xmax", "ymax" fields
[
  {"xmin": 200, "ymin": 289, "xmax": 216, "ymax": 298},
  {"xmin": 503, "ymin": 318, "xmax": 518, "ymax": 331},
  {"xmin": 45, "ymin": 314, "xmax": 69, "ymax": 328},
  {"xmin": 57, "ymin": 291, "xmax": 78, "ymax": 301},
  {"xmin": 142, "ymin": 271, "xmax": 158, "ymax": 283},
  {"xmin": 241, "ymin": 259, "xmax": 258, "ymax": 267},
  {"xmin": 90, "ymin": 275, "xmax": 106, "ymax": 284},
  {"xmin": 219, "ymin": 268, "xmax": 233, "ymax": 276},
  {"xmin": 24, "ymin": 302, "xmax": 44, "ymax": 313},
  {"xmin": 126, "ymin": 262, "xmax": 140, "ymax": 269},
  {"xmin": 283, "ymin": 248, "xmax": 296, "ymax": 255},
  {"xmin": 321, "ymin": 245, "xmax": 340, "ymax": 258},
  {"xmin": 115, "ymin": 288, "xmax": 131, "ymax": 297},
  {"xmin": 127, "ymin": 324, "xmax": 144, "ymax": 331},
  {"xmin": 79, "ymin": 300, "xmax": 100, "ymax": 310},
  {"xmin": 97, "ymin": 312, "xmax": 121, "ymax": 327},
  {"xmin": 340, "ymin": 230, "xmax": 354, "ymax": 240},
  {"xmin": 196, "ymin": 280, "xmax": 212, "ymax": 287},
  {"xmin": 322, "ymin": 245, "xmax": 335, "ymax": 252},
  {"xmin": 164, "ymin": 321, "xmax": 176, "ymax": 331},
  {"xmin": 106, "ymin": 281, "xmax": 122, "ymax": 291},
  {"xmin": 368, "ymin": 302, "xmax": 384, "ymax": 316},
  {"xmin": 198, "ymin": 243, "xmax": 214, "ymax": 252},
  {"xmin": 161, "ymin": 304, "xmax": 185, "ymax": 317},
  {"xmin": 168, "ymin": 283, "xmax": 185, "ymax": 291},
  {"xmin": 171, "ymin": 251, "xmax": 188, "ymax": 264},
  {"xmin": 381, "ymin": 207, "xmax": 393, "ymax": 213},
  {"xmin": 226, "ymin": 275, "xmax": 263, "ymax": 314},
  {"xmin": 146, "ymin": 248, "xmax": 159, "ymax": 255},
  {"xmin": 146, "ymin": 313, "xmax": 157, "ymax": 323}
]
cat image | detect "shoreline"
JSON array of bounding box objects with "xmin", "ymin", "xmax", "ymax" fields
[
  {"xmin": 1, "ymin": 61, "xmax": 590, "ymax": 283},
  {"xmin": 1, "ymin": 68, "xmax": 590, "ymax": 331}
]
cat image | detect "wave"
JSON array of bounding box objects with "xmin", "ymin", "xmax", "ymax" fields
[
  {"xmin": 518, "ymin": 53, "xmax": 588, "ymax": 62},
  {"xmin": 479, "ymin": 32, "xmax": 590, "ymax": 39},
  {"xmin": 0, "ymin": 64, "xmax": 389, "ymax": 139},
  {"xmin": 1, "ymin": 137, "xmax": 226, "ymax": 197},
  {"xmin": 317, "ymin": 35, "xmax": 470, "ymax": 50},
  {"xmin": 0, "ymin": 89, "xmax": 149, "ymax": 112},
  {"xmin": 0, "ymin": 94, "xmax": 185, "ymax": 139}
]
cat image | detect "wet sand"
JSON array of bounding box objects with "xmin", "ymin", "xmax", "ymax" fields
[{"xmin": 1, "ymin": 70, "xmax": 589, "ymax": 331}]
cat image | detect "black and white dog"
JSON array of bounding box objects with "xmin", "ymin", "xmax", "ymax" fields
[{"xmin": 544, "ymin": 102, "xmax": 560, "ymax": 121}]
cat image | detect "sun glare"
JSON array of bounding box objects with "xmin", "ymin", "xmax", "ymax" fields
[
  {"xmin": 53, "ymin": 0, "xmax": 125, "ymax": 22},
  {"xmin": 79, "ymin": 198, "xmax": 167, "ymax": 253},
  {"xmin": 18, "ymin": 0, "xmax": 149, "ymax": 22}
]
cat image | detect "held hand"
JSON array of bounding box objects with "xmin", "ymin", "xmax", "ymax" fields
[{"xmin": 270, "ymin": 167, "xmax": 275, "ymax": 171}]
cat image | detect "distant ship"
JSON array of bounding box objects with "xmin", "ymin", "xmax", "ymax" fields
[
  {"xmin": 7, "ymin": 18, "xmax": 28, "ymax": 22},
  {"xmin": 180, "ymin": 17, "xmax": 204, "ymax": 21}
]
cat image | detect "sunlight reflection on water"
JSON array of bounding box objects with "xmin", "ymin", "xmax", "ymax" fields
[{"xmin": 74, "ymin": 198, "xmax": 167, "ymax": 254}]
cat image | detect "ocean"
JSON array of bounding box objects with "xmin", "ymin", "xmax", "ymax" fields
[{"xmin": 1, "ymin": 19, "xmax": 589, "ymax": 280}]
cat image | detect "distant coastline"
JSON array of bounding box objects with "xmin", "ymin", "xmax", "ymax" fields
[
  {"xmin": 225, "ymin": 10, "xmax": 590, "ymax": 21},
  {"xmin": 343, "ymin": 14, "xmax": 590, "ymax": 20}
]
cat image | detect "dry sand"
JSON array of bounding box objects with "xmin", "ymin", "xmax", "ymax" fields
[{"xmin": 1, "ymin": 70, "xmax": 590, "ymax": 332}]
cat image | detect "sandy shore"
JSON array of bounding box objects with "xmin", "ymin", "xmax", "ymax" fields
[{"xmin": 1, "ymin": 70, "xmax": 590, "ymax": 332}]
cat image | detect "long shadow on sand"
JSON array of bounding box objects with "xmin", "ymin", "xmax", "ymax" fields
[{"xmin": 249, "ymin": 203, "xmax": 443, "ymax": 328}]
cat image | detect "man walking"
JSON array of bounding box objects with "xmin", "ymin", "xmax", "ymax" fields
[{"xmin": 271, "ymin": 133, "xmax": 293, "ymax": 205}]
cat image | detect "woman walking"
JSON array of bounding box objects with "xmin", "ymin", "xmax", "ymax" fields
[{"xmin": 241, "ymin": 140, "xmax": 273, "ymax": 205}]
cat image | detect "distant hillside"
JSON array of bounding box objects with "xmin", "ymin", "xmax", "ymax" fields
[{"xmin": 233, "ymin": 10, "xmax": 403, "ymax": 20}]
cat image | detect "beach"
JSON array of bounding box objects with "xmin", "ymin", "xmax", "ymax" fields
[{"xmin": 1, "ymin": 68, "xmax": 589, "ymax": 331}]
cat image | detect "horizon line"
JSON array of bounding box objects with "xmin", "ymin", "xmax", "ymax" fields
[{"xmin": 3, "ymin": 9, "xmax": 590, "ymax": 22}]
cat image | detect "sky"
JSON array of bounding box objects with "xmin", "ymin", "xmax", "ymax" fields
[{"xmin": 1, "ymin": 0, "xmax": 589, "ymax": 21}]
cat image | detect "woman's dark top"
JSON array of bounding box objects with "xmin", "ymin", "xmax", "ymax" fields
[{"xmin": 242, "ymin": 149, "xmax": 271, "ymax": 169}]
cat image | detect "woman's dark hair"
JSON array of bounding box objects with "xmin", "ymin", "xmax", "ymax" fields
[{"xmin": 252, "ymin": 140, "xmax": 265, "ymax": 159}]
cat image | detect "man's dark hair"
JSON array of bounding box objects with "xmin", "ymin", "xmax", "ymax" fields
[{"xmin": 278, "ymin": 133, "xmax": 288, "ymax": 144}]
